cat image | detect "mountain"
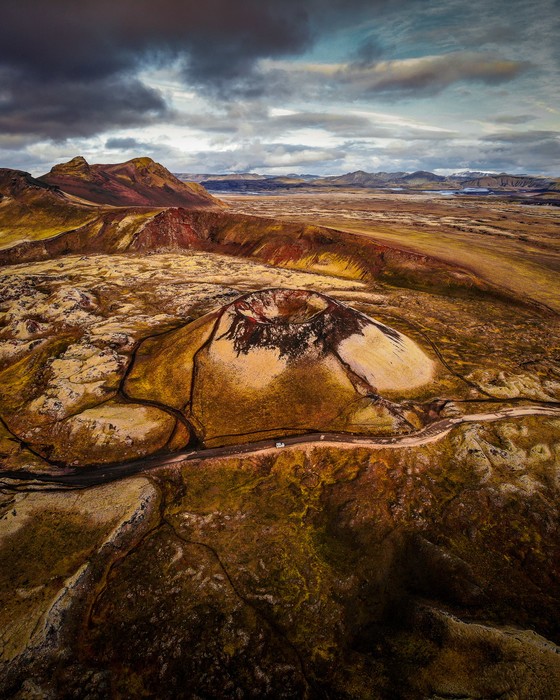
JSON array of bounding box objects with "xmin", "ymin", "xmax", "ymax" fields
[
  {"xmin": 285, "ymin": 173, "xmax": 320, "ymax": 181},
  {"xmin": 0, "ymin": 168, "xmax": 98, "ymax": 248},
  {"xmin": 196, "ymin": 175, "xmax": 310, "ymax": 192},
  {"xmin": 311, "ymin": 170, "xmax": 447, "ymax": 189},
  {"xmin": 460, "ymin": 174, "xmax": 552, "ymax": 189},
  {"xmin": 0, "ymin": 159, "xmax": 225, "ymax": 249},
  {"xmin": 177, "ymin": 168, "xmax": 559, "ymax": 195},
  {"xmin": 40, "ymin": 156, "xmax": 223, "ymax": 208},
  {"xmin": 400, "ymin": 170, "xmax": 446, "ymax": 185},
  {"xmin": 311, "ymin": 169, "xmax": 558, "ymax": 192},
  {"xmin": 312, "ymin": 170, "xmax": 406, "ymax": 187}
]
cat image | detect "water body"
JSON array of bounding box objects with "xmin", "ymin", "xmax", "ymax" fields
[{"xmin": 421, "ymin": 188, "xmax": 494, "ymax": 196}]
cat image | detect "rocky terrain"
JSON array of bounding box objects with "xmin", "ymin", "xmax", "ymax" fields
[{"xmin": 1, "ymin": 158, "xmax": 559, "ymax": 698}]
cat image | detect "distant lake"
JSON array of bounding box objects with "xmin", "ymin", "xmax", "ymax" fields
[{"xmin": 421, "ymin": 188, "xmax": 494, "ymax": 196}]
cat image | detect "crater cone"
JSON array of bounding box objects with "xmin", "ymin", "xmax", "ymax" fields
[{"xmin": 125, "ymin": 289, "xmax": 437, "ymax": 447}]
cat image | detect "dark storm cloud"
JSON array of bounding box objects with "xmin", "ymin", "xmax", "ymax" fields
[
  {"xmin": 0, "ymin": 0, "xmax": 399, "ymax": 138},
  {"xmin": 0, "ymin": 71, "xmax": 167, "ymax": 139},
  {"xmin": 105, "ymin": 137, "xmax": 144, "ymax": 150},
  {"xmin": 0, "ymin": 0, "xmax": 387, "ymax": 84}
]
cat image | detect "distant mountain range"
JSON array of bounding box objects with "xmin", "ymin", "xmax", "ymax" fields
[{"xmin": 175, "ymin": 169, "xmax": 560, "ymax": 195}]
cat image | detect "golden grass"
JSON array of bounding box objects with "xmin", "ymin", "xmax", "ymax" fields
[{"xmin": 0, "ymin": 202, "xmax": 97, "ymax": 248}]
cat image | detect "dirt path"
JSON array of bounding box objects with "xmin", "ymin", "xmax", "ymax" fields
[{"xmin": 1, "ymin": 404, "xmax": 559, "ymax": 490}]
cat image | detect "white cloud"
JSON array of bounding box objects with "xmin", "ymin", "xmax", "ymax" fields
[{"xmin": 261, "ymin": 51, "xmax": 528, "ymax": 98}]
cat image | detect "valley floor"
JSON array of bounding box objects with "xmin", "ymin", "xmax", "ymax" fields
[{"xmin": 224, "ymin": 191, "xmax": 560, "ymax": 311}]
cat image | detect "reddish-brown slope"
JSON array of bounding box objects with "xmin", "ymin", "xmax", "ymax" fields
[
  {"xmin": 39, "ymin": 156, "xmax": 223, "ymax": 208},
  {"xmin": 0, "ymin": 206, "xmax": 511, "ymax": 301}
]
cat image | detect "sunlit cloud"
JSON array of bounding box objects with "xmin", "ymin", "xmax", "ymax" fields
[{"xmin": 262, "ymin": 52, "xmax": 528, "ymax": 97}]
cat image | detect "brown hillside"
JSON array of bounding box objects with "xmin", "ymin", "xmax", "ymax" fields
[
  {"xmin": 0, "ymin": 168, "xmax": 98, "ymax": 248},
  {"xmin": 462, "ymin": 174, "xmax": 552, "ymax": 189},
  {"xmin": 40, "ymin": 156, "xmax": 224, "ymax": 208},
  {"xmin": 0, "ymin": 205, "xmax": 511, "ymax": 302}
]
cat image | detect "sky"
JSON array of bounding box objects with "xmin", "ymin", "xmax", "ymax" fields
[{"xmin": 0, "ymin": 0, "xmax": 559, "ymax": 176}]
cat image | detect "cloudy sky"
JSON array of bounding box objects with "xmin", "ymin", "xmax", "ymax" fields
[{"xmin": 1, "ymin": 0, "xmax": 559, "ymax": 176}]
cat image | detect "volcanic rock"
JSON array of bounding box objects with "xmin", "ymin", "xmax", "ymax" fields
[{"xmin": 3, "ymin": 416, "xmax": 560, "ymax": 698}]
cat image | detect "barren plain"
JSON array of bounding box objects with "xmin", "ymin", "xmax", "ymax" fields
[
  {"xmin": 1, "ymin": 163, "xmax": 560, "ymax": 699},
  {"xmin": 225, "ymin": 191, "xmax": 560, "ymax": 311}
]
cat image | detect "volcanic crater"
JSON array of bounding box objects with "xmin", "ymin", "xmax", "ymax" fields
[
  {"xmin": 126, "ymin": 288, "xmax": 437, "ymax": 448},
  {"xmin": 225, "ymin": 289, "xmax": 369, "ymax": 359},
  {"xmin": 0, "ymin": 285, "xmax": 440, "ymax": 468}
]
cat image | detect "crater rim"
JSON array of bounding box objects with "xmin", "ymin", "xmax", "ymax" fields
[{"xmin": 234, "ymin": 289, "xmax": 331, "ymax": 326}]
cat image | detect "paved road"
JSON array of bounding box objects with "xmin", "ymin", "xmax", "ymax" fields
[{"xmin": 1, "ymin": 404, "xmax": 559, "ymax": 488}]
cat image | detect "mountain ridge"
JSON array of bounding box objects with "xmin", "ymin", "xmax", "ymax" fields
[
  {"xmin": 40, "ymin": 156, "xmax": 223, "ymax": 208},
  {"xmin": 180, "ymin": 169, "xmax": 559, "ymax": 194}
]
